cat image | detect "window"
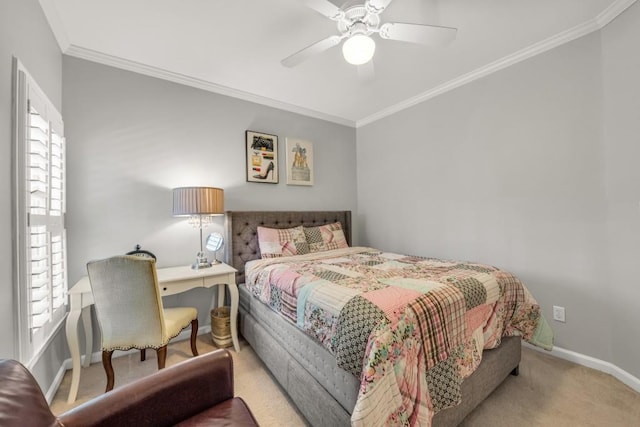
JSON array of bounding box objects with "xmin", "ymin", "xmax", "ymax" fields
[{"xmin": 13, "ymin": 58, "xmax": 67, "ymax": 366}]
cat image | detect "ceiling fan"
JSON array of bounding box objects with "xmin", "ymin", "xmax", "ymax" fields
[{"xmin": 282, "ymin": 0, "xmax": 457, "ymax": 67}]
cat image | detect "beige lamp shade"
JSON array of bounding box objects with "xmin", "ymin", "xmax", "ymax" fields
[{"xmin": 172, "ymin": 187, "xmax": 224, "ymax": 216}]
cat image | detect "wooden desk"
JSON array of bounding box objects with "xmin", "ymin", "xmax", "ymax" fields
[{"xmin": 65, "ymin": 262, "xmax": 239, "ymax": 403}]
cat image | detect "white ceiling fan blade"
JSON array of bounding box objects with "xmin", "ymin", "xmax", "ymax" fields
[
  {"xmin": 301, "ymin": 0, "xmax": 345, "ymax": 20},
  {"xmin": 281, "ymin": 35, "xmax": 343, "ymax": 67},
  {"xmin": 379, "ymin": 22, "xmax": 457, "ymax": 46},
  {"xmin": 365, "ymin": 0, "xmax": 395, "ymax": 14}
]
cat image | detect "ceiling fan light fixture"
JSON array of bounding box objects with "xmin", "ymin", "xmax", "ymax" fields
[{"xmin": 342, "ymin": 34, "xmax": 376, "ymax": 65}]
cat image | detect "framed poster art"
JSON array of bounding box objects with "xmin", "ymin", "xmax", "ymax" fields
[
  {"xmin": 286, "ymin": 138, "xmax": 314, "ymax": 186},
  {"xmin": 246, "ymin": 130, "xmax": 278, "ymax": 184}
]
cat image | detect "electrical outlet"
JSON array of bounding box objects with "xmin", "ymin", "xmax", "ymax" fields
[{"xmin": 553, "ymin": 305, "xmax": 566, "ymax": 322}]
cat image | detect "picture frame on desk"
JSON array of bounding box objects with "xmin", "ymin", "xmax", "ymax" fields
[{"xmin": 246, "ymin": 130, "xmax": 278, "ymax": 184}]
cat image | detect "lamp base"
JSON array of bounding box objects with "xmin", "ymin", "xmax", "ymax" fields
[
  {"xmin": 192, "ymin": 260, "xmax": 212, "ymax": 270},
  {"xmin": 192, "ymin": 251, "xmax": 212, "ymax": 270}
]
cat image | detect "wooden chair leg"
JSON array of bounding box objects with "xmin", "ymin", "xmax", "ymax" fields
[
  {"xmin": 190, "ymin": 318, "xmax": 199, "ymax": 357},
  {"xmin": 156, "ymin": 345, "xmax": 167, "ymax": 370},
  {"xmin": 102, "ymin": 350, "xmax": 115, "ymax": 392},
  {"xmin": 140, "ymin": 349, "xmax": 146, "ymax": 362}
]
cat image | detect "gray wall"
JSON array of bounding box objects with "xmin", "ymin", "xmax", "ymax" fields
[
  {"xmin": 62, "ymin": 56, "xmax": 357, "ymax": 353},
  {"xmin": 601, "ymin": 4, "xmax": 640, "ymax": 379},
  {"xmin": 0, "ymin": 0, "xmax": 66, "ymax": 386},
  {"xmin": 357, "ymin": 4, "xmax": 639, "ymax": 378}
]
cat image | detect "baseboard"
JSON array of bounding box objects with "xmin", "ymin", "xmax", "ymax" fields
[
  {"xmin": 45, "ymin": 325, "xmax": 211, "ymax": 404},
  {"xmin": 47, "ymin": 328, "xmax": 638, "ymax": 404},
  {"xmin": 523, "ymin": 342, "xmax": 640, "ymax": 393},
  {"xmin": 45, "ymin": 361, "xmax": 70, "ymax": 403}
]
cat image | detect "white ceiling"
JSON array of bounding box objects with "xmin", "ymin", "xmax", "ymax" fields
[{"xmin": 40, "ymin": 0, "xmax": 634, "ymax": 127}]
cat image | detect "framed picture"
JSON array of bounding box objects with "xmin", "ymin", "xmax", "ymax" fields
[
  {"xmin": 246, "ymin": 130, "xmax": 278, "ymax": 184},
  {"xmin": 286, "ymin": 138, "xmax": 314, "ymax": 186}
]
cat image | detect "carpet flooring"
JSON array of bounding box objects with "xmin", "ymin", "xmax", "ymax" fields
[{"xmin": 50, "ymin": 335, "xmax": 640, "ymax": 426}]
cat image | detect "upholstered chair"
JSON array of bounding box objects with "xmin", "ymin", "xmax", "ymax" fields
[{"xmin": 86, "ymin": 255, "xmax": 199, "ymax": 392}]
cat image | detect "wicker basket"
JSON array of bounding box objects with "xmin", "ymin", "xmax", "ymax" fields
[{"xmin": 210, "ymin": 306, "xmax": 232, "ymax": 348}]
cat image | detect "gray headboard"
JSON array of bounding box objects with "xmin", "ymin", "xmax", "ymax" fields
[{"xmin": 224, "ymin": 211, "xmax": 352, "ymax": 284}]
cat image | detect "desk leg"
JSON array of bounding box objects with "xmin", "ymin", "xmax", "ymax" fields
[
  {"xmin": 228, "ymin": 283, "xmax": 241, "ymax": 352},
  {"xmin": 217, "ymin": 284, "xmax": 225, "ymax": 308},
  {"xmin": 65, "ymin": 294, "xmax": 82, "ymax": 403},
  {"xmin": 81, "ymin": 307, "xmax": 92, "ymax": 368}
]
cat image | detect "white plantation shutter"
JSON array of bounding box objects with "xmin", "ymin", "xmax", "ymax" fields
[{"xmin": 14, "ymin": 59, "xmax": 67, "ymax": 364}]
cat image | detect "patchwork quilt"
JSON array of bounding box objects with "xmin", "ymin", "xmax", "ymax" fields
[{"xmin": 245, "ymin": 247, "xmax": 553, "ymax": 426}]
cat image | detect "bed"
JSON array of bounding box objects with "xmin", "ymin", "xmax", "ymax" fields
[{"xmin": 225, "ymin": 211, "xmax": 551, "ymax": 426}]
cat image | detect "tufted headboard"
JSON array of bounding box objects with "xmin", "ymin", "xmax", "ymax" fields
[{"xmin": 224, "ymin": 211, "xmax": 352, "ymax": 284}]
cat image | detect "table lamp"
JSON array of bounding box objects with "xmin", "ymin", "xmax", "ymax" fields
[{"xmin": 172, "ymin": 187, "xmax": 224, "ymax": 269}]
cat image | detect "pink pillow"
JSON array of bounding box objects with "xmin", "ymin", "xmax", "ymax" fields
[
  {"xmin": 257, "ymin": 226, "xmax": 310, "ymax": 258},
  {"xmin": 303, "ymin": 222, "xmax": 349, "ymax": 253}
]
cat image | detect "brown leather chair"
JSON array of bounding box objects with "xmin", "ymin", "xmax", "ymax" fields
[{"xmin": 0, "ymin": 349, "xmax": 259, "ymax": 427}]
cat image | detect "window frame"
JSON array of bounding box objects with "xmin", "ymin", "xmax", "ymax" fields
[{"xmin": 12, "ymin": 58, "xmax": 68, "ymax": 367}]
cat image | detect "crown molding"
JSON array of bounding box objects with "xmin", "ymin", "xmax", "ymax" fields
[
  {"xmin": 40, "ymin": 0, "xmax": 354, "ymax": 126},
  {"xmin": 595, "ymin": 0, "xmax": 637, "ymax": 26},
  {"xmin": 39, "ymin": 0, "xmax": 70, "ymax": 51},
  {"xmin": 356, "ymin": 0, "xmax": 638, "ymax": 127},
  {"xmin": 40, "ymin": 0, "xmax": 635, "ymax": 129},
  {"xmin": 63, "ymin": 45, "xmax": 355, "ymax": 128}
]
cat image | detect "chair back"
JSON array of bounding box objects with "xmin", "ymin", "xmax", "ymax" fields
[{"xmin": 87, "ymin": 256, "xmax": 166, "ymax": 351}]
